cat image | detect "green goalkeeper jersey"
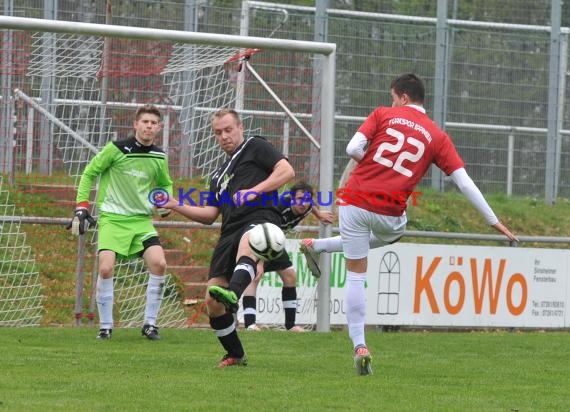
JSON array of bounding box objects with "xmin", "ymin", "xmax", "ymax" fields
[{"xmin": 76, "ymin": 137, "xmax": 173, "ymax": 216}]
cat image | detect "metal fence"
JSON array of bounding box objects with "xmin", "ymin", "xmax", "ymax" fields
[{"xmin": 2, "ymin": 0, "xmax": 570, "ymax": 201}]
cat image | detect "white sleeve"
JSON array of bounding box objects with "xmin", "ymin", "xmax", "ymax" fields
[
  {"xmin": 450, "ymin": 168, "xmax": 499, "ymax": 225},
  {"xmin": 346, "ymin": 131, "xmax": 368, "ymax": 161}
]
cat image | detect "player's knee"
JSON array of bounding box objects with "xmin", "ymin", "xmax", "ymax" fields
[
  {"xmin": 279, "ymin": 268, "xmax": 296, "ymax": 286},
  {"xmin": 149, "ymin": 258, "xmax": 167, "ymax": 275},
  {"xmin": 99, "ymin": 263, "xmax": 114, "ymax": 278},
  {"xmin": 205, "ymin": 295, "xmax": 225, "ymax": 317},
  {"xmin": 281, "ymin": 275, "xmax": 296, "ymax": 287}
]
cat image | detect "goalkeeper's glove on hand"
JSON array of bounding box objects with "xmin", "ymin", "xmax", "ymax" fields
[{"xmin": 67, "ymin": 204, "xmax": 96, "ymax": 235}]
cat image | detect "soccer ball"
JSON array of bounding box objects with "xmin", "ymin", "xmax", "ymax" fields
[{"xmin": 248, "ymin": 222, "xmax": 286, "ymax": 261}]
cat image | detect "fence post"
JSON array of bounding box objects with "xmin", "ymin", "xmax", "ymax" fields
[
  {"xmin": 545, "ymin": 0, "xmax": 562, "ymax": 204},
  {"xmin": 431, "ymin": 0, "xmax": 448, "ymax": 192},
  {"xmin": 74, "ymin": 233, "xmax": 87, "ymax": 326},
  {"xmin": 507, "ymin": 133, "xmax": 514, "ymax": 196},
  {"xmin": 25, "ymin": 108, "xmax": 34, "ymax": 174}
]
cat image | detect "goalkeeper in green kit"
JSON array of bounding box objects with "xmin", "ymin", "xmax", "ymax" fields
[{"xmin": 68, "ymin": 104, "xmax": 173, "ymax": 341}]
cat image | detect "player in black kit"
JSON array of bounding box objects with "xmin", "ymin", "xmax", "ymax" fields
[{"xmin": 163, "ymin": 108, "xmax": 294, "ymax": 367}]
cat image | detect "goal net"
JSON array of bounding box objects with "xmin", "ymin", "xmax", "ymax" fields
[
  {"xmin": 0, "ymin": 175, "xmax": 43, "ymax": 326},
  {"xmin": 19, "ymin": 33, "xmax": 245, "ymax": 328},
  {"xmin": 2, "ymin": 19, "xmax": 334, "ymax": 329}
]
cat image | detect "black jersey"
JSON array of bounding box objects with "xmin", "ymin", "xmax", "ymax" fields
[
  {"xmin": 277, "ymin": 193, "xmax": 313, "ymax": 232},
  {"xmin": 207, "ymin": 136, "xmax": 285, "ymax": 234}
]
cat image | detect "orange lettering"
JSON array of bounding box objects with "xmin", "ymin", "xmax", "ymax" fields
[
  {"xmin": 471, "ymin": 258, "xmax": 505, "ymax": 314},
  {"xmin": 506, "ymin": 273, "xmax": 527, "ymax": 315},
  {"xmin": 414, "ymin": 256, "xmax": 441, "ymax": 313},
  {"xmin": 444, "ymin": 271, "xmax": 465, "ymax": 314}
]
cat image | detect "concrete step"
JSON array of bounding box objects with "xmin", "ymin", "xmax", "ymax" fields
[
  {"xmin": 168, "ymin": 265, "xmax": 208, "ymax": 282},
  {"xmin": 168, "ymin": 264, "xmax": 208, "ymax": 307},
  {"xmin": 51, "ymin": 199, "xmax": 78, "ymax": 208},
  {"xmin": 164, "ymin": 249, "xmax": 191, "ymax": 266},
  {"xmin": 179, "ymin": 266, "xmax": 208, "ymax": 283},
  {"xmin": 19, "ymin": 183, "xmax": 95, "ymax": 202},
  {"xmin": 183, "ymin": 282, "xmax": 207, "ymax": 298}
]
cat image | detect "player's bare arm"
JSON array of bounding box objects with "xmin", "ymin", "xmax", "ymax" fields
[
  {"xmin": 164, "ymin": 196, "xmax": 220, "ymax": 225},
  {"xmin": 492, "ymin": 222, "xmax": 518, "ymax": 242},
  {"xmin": 312, "ymin": 208, "xmax": 334, "ymax": 224}
]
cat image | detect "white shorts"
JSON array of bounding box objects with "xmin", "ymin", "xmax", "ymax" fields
[{"xmin": 339, "ymin": 204, "xmax": 407, "ymax": 259}]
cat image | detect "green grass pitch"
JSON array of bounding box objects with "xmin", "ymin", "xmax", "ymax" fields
[{"xmin": 2, "ymin": 327, "xmax": 569, "ymax": 411}]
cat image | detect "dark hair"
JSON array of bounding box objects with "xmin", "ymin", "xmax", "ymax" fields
[
  {"xmin": 390, "ymin": 73, "xmax": 425, "ymax": 103},
  {"xmin": 135, "ymin": 104, "xmax": 162, "ymax": 121},
  {"xmin": 211, "ymin": 108, "xmax": 242, "ymax": 125},
  {"xmin": 290, "ymin": 181, "xmax": 314, "ymax": 197}
]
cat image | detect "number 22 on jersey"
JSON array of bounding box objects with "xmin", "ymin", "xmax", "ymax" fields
[{"xmin": 373, "ymin": 127, "xmax": 425, "ymax": 177}]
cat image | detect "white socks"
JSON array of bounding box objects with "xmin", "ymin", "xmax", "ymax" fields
[
  {"xmin": 346, "ymin": 271, "xmax": 367, "ymax": 349},
  {"xmin": 96, "ymin": 277, "xmax": 114, "ymax": 330},
  {"xmin": 312, "ymin": 235, "xmax": 343, "ymax": 253},
  {"xmin": 97, "ymin": 274, "xmax": 165, "ymax": 328},
  {"xmin": 144, "ymin": 273, "xmax": 165, "ymax": 326}
]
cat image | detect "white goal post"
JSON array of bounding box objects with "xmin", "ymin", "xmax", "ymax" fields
[{"xmin": 0, "ymin": 16, "xmax": 336, "ymax": 331}]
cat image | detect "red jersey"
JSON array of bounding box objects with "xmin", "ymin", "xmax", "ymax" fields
[{"xmin": 342, "ymin": 105, "xmax": 464, "ymax": 216}]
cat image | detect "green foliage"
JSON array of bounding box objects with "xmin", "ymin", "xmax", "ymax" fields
[
  {"xmin": 424, "ymin": 201, "xmax": 441, "ymax": 214},
  {"xmin": 1, "ymin": 328, "xmax": 569, "ymax": 411},
  {"xmin": 391, "ymin": 0, "xmax": 437, "ymax": 16}
]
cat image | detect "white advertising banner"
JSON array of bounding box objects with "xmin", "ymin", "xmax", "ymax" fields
[{"xmin": 244, "ymin": 241, "xmax": 568, "ymax": 328}]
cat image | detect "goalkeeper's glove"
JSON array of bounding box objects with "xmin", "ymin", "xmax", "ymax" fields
[{"xmin": 66, "ymin": 204, "xmax": 96, "ymax": 235}]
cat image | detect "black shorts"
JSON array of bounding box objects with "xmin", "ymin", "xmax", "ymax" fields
[
  {"xmin": 208, "ymin": 213, "xmax": 281, "ymax": 281},
  {"xmin": 264, "ymin": 248, "xmax": 292, "ymax": 272}
]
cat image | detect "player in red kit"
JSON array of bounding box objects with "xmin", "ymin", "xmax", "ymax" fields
[{"xmin": 338, "ymin": 73, "xmax": 518, "ymax": 375}]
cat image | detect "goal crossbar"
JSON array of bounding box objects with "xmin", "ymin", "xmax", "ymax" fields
[{"xmin": 0, "ymin": 16, "xmax": 336, "ymax": 55}]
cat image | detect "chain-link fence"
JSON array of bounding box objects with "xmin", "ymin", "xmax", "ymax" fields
[{"xmin": 2, "ymin": 0, "xmax": 570, "ymax": 199}]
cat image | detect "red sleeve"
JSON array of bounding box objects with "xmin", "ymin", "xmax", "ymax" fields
[
  {"xmin": 358, "ymin": 107, "xmax": 385, "ymax": 139},
  {"xmin": 433, "ymin": 131, "xmax": 464, "ymax": 175}
]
